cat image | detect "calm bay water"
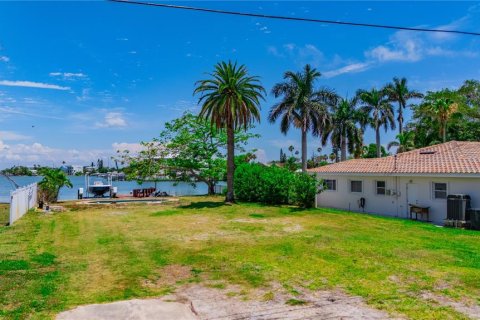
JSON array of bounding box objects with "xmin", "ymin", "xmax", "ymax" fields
[{"xmin": 0, "ymin": 175, "xmax": 220, "ymax": 203}]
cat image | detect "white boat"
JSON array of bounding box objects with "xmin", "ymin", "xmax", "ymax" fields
[{"xmin": 85, "ymin": 173, "xmax": 113, "ymax": 198}]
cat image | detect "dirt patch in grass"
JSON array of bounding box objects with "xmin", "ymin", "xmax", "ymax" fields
[
  {"xmin": 170, "ymin": 284, "xmax": 395, "ymax": 319},
  {"xmin": 421, "ymin": 291, "xmax": 480, "ymax": 319},
  {"xmin": 144, "ymin": 265, "xmax": 193, "ymax": 288}
]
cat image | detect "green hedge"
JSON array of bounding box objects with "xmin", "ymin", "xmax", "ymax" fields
[{"xmin": 234, "ymin": 163, "xmax": 321, "ymax": 208}]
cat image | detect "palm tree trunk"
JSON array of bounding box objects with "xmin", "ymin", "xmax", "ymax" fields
[
  {"xmin": 301, "ymin": 127, "xmax": 307, "ymax": 173},
  {"xmin": 225, "ymin": 125, "xmax": 235, "ymax": 203},
  {"xmin": 340, "ymin": 134, "xmax": 347, "ymax": 162},
  {"xmin": 376, "ymin": 126, "xmax": 381, "ymax": 158},
  {"xmin": 398, "ymin": 104, "xmax": 403, "ymax": 135},
  {"xmin": 442, "ymin": 122, "xmax": 447, "ymax": 143}
]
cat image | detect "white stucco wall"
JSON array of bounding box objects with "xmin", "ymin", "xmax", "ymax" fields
[{"xmin": 315, "ymin": 174, "xmax": 480, "ymax": 224}]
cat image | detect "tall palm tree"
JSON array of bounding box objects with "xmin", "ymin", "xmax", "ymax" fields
[
  {"xmin": 387, "ymin": 131, "xmax": 416, "ymax": 153},
  {"xmin": 357, "ymin": 88, "xmax": 396, "ymax": 158},
  {"xmin": 194, "ymin": 61, "xmax": 265, "ymax": 203},
  {"xmin": 321, "ymin": 97, "xmax": 363, "ymax": 162},
  {"xmin": 269, "ymin": 64, "xmax": 337, "ymax": 172},
  {"xmin": 385, "ymin": 77, "xmax": 423, "ymax": 135}
]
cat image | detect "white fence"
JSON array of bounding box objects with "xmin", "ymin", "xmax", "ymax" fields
[{"xmin": 9, "ymin": 183, "xmax": 37, "ymax": 225}]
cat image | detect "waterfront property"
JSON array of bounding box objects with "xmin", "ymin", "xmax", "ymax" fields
[
  {"xmin": 310, "ymin": 141, "xmax": 480, "ymax": 224},
  {"xmin": 0, "ymin": 196, "xmax": 479, "ymax": 319}
]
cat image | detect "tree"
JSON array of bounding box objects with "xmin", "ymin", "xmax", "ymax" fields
[
  {"xmin": 194, "ymin": 61, "xmax": 265, "ymax": 203},
  {"xmin": 117, "ymin": 140, "xmax": 167, "ymax": 190},
  {"xmin": 279, "ymin": 148, "xmax": 287, "ymax": 163},
  {"xmin": 158, "ymin": 112, "xmax": 257, "ymax": 195},
  {"xmin": 385, "ymin": 77, "xmax": 423, "ymax": 135},
  {"xmin": 362, "ymin": 143, "xmax": 388, "ymax": 158},
  {"xmin": 387, "ymin": 131, "xmax": 416, "ymax": 153},
  {"xmin": 269, "ymin": 64, "xmax": 337, "ymax": 172},
  {"xmin": 357, "ymin": 88, "xmax": 395, "ymax": 158},
  {"xmin": 322, "ymin": 97, "xmax": 363, "ymax": 161},
  {"xmin": 422, "ymin": 90, "xmax": 459, "ymax": 143},
  {"xmin": 38, "ymin": 168, "xmax": 73, "ymax": 203}
]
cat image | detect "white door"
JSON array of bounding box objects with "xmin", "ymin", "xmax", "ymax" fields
[{"xmin": 406, "ymin": 183, "xmax": 418, "ymax": 216}]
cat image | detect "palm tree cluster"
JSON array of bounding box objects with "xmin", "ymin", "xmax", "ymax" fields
[{"xmin": 194, "ymin": 61, "xmax": 477, "ymax": 203}]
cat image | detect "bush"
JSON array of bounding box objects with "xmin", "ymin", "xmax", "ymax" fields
[
  {"xmin": 235, "ymin": 163, "xmax": 294, "ymax": 204},
  {"xmin": 292, "ymin": 173, "xmax": 321, "ymax": 208},
  {"xmin": 38, "ymin": 168, "xmax": 73, "ymax": 203},
  {"xmin": 235, "ymin": 163, "xmax": 320, "ymax": 207}
]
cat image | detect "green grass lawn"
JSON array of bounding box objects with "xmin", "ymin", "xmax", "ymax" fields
[
  {"xmin": 0, "ymin": 204, "xmax": 8, "ymax": 226},
  {"xmin": 0, "ymin": 196, "xmax": 479, "ymax": 319}
]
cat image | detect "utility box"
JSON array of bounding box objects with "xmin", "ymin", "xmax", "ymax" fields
[
  {"xmin": 467, "ymin": 208, "xmax": 480, "ymax": 230},
  {"xmin": 447, "ymin": 194, "xmax": 471, "ymax": 220}
]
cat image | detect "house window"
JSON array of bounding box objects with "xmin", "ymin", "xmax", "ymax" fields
[
  {"xmin": 433, "ymin": 182, "xmax": 447, "ymax": 199},
  {"xmin": 376, "ymin": 181, "xmax": 386, "ymax": 195},
  {"xmin": 324, "ymin": 179, "xmax": 337, "ymax": 191},
  {"xmin": 350, "ymin": 180, "xmax": 363, "ymax": 193}
]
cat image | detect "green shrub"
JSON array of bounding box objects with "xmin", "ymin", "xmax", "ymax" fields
[
  {"xmin": 292, "ymin": 173, "xmax": 321, "ymax": 208},
  {"xmin": 235, "ymin": 163, "xmax": 322, "ymax": 207}
]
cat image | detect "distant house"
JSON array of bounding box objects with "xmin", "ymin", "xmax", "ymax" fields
[
  {"xmin": 59, "ymin": 165, "xmax": 74, "ymax": 176},
  {"xmin": 308, "ymin": 141, "xmax": 480, "ymax": 224},
  {"xmin": 72, "ymin": 165, "xmax": 84, "ymax": 175}
]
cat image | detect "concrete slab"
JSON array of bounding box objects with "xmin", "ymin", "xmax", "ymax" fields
[{"xmin": 56, "ymin": 299, "xmax": 197, "ymax": 320}]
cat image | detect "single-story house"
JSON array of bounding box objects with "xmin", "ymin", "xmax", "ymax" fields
[{"xmin": 308, "ymin": 141, "xmax": 480, "ymax": 224}]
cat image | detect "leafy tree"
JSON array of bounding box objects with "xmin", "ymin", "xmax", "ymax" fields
[
  {"xmin": 1, "ymin": 166, "xmax": 33, "ymax": 176},
  {"xmin": 118, "ymin": 112, "xmax": 258, "ymax": 195},
  {"xmin": 158, "ymin": 112, "xmax": 258, "ymax": 195},
  {"xmin": 357, "ymin": 88, "xmax": 395, "ymax": 158},
  {"xmin": 322, "ymin": 97, "xmax": 363, "ymax": 161},
  {"xmin": 118, "ymin": 140, "xmax": 167, "ymax": 190},
  {"xmin": 407, "ymin": 81, "xmax": 480, "ymax": 147},
  {"xmin": 362, "ymin": 143, "xmax": 388, "ymax": 158},
  {"xmin": 385, "ymin": 77, "xmax": 423, "ymax": 135},
  {"xmin": 421, "ymin": 90, "xmax": 459, "ymax": 143},
  {"xmin": 387, "ymin": 132, "xmax": 416, "ymax": 153},
  {"xmin": 194, "ymin": 61, "xmax": 265, "ymax": 203},
  {"xmin": 285, "ymin": 156, "xmax": 300, "ymax": 172},
  {"xmin": 269, "ymin": 64, "xmax": 337, "ymax": 172},
  {"xmin": 38, "ymin": 168, "xmax": 73, "ymax": 203}
]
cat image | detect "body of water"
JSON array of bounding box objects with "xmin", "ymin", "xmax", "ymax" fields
[{"xmin": 0, "ymin": 175, "xmax": 221, "ymax": 203}]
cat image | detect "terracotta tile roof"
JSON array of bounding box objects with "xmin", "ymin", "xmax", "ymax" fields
[{"xmin": 308, "ymin": 141, "xmax": 480, "ymax": 175}]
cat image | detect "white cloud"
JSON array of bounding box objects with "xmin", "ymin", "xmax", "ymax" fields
[
  {"xmin": 95, "ymin": 112, "xmax": 127, "ymax": 128},
  {"xmin": 0, "ymin": 106, "xmax": 62, "ymax": 119},
  {"xmin": 112, "ymin": 142, "xmax": 143, "ymax": 154},
  {"xmin": 0, "ymin": 131, "xmax": 30, "ymax": 141},
  {"xmin": 323, "ymin": 62, "xmax": 371, "ymax": 78},
  {"xmin": 0, "ymin": 80, "xmax": 70, "ymax": 91},
  {"xmin": 0, "ymin": 56, "xmax": 9, "ymax": 62},
  {"xmin": 366, "ymin": 32, "xmax": 423, "ymax": 62},
  {"xmin": 0, "ymin": 140, "xmax": 147, "ymax": 166},
  {"xmin": 116, "ymin": 38, "xmax": 129, "ymax": 41},
  {"xmin": 49, "ymin": 72, "xmax": 87, "ymax": 79},
  {"xmin": 268, "ymin": 43, "xmax": 324, "ymax": 67}
]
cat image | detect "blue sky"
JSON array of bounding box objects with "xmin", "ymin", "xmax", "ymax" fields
[{"xmin": 0, "ymin": 1, "xmax": 479, "ymax": 168}]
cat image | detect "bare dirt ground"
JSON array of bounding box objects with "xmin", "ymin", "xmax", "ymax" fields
[
  {"xmin": 421, "ymin": 292, "xmax": 480, "ymax": 320},
  {"xmin": 57, "ymin": 284, "xmax": 395, "ymax": 320},
  {"xmin": 170, "ymin": 284, "xmax": 394, "ymax": 320}
]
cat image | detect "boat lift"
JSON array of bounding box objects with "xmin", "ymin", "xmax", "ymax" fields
[{"xmin": 78, "ymin": 173, "xmax": 117, "ymax": 199}]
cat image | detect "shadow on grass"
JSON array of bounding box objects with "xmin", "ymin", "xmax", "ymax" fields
[{"xmin": 180, "ymin": 201, "xmax": 225, "ymax": 209}]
